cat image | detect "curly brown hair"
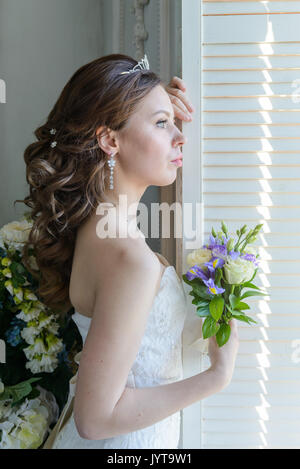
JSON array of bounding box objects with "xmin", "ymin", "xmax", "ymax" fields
[{"xmin": 15, "ymin": 54, "xmax": 164, "ymax": 316}]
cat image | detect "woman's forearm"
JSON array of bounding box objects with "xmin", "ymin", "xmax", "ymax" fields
[{"xmin": 83, "ymin": 368, "xmax": 225, "ymax": 440}]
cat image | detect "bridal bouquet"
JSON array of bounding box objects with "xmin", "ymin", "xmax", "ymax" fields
[
  {"xmin": 182, "ymin": 221, "xmax": 267, "ymax": 347},
  {"xmin": 0, "ymin": 214, "xmax": 82, "ymax": 448}
]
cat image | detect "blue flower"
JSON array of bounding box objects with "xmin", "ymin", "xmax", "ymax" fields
[
  {"xmin": 57, "ymin": 344, "xmax": 72, "ymax": 367},
  {"xmin": 5, "ymin": 317, "xmax": 26, "ymax": 347}
]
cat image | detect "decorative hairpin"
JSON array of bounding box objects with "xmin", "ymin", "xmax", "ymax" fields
[
  {"xmin": 50, "ymin": 128, "xmax": 57, "ymax": 148},
  {"xmin": 120, "ymin": 54, "xmax": 150, "ymax": 75}
]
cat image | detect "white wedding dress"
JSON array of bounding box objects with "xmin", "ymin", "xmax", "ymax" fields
[{"xmin": 50, "ymin": 253, "xmax": 188, "ymax": 449}]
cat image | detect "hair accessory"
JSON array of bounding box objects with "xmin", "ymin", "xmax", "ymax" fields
[
  {"xmin": 120, "ymin": 54, "xmax": 150, "ymax": 75},
  {"xmin": 107, "ymin": 152, "xmax": 116, "ymax": 190},
  {"xmin": 49, "ymin": 128, "xmax": 57, "ymax": 148}
]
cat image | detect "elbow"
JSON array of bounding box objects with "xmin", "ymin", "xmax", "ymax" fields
[{"xmin": 74, "ymin": 412, "xmax": 110, "ymax": 440}]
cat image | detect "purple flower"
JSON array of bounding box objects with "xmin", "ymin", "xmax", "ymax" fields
[
  {"xmin": 241, "ymin": 253, "xmax": 260, "ymax": 268},
  {"xmin": 212, "ymin": 244, "xmax": 227, "ymax": 260},
  {"xmin": 228, "ymin": 250, "xmax": 240, "ymax": 261},
  {"xmin": 204, "ymin": 256, "xmax": 225, "ymax": 274},
  {"xmin": 203, "ymin": 278, "xmax": 225, "ymax": 296},
  {"xmin": 206, "ymin": 234, "xmax": 230, "ymax": 250},
  {"xmin": 186, "ymin": 265, "xmax": 210, "ymax": 282}
]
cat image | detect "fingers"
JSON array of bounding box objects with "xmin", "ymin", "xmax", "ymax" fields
[
  {"xmin": 167, "ymin": 76, "xmax": 195, "ymax": 114},
  {"xmin": 168, "ymin": 87, "xmax": 195, "ymax": 114},
  {"xmin": 169, "ymin": 95, "xmax": 193, "ymax": 122},
  {"xmin": 169, "ymin": 76, "xmax": 186, "ymax": 91}
]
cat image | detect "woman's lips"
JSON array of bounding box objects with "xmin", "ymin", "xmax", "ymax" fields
[{"xmin": 170, "ymin": 158, "xmax": 183, "ymax": 167}]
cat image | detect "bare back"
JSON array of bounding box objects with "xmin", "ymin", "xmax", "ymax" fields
[{"xmin": 69, "ymin": 211, "xmax": 166, "ymax": 318}]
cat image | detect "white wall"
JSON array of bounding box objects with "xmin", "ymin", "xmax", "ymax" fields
[{"xmin": 0, "ymin": 0, "xmax": 103, "ymax": 226}]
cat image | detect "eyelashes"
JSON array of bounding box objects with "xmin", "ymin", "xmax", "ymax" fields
[{"xmin": 156, "ymin": 119, "xmax": 176, "ymax": 128}]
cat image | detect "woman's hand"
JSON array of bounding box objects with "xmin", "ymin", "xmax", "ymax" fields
[
  {"xmin": 165, "ymin": 76, "xmax": 195, "ymax": 123},
  {"xmin": 208, "ymin": 319, "xmax": 240, "ymax": 389}
]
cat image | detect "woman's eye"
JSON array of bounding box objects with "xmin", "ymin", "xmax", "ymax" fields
[
  {"xmin": 156, "ymin": 119, "xmax": 176, "ymax": 128},
  {"xmin": 157, "ymin": 119, "xmax": 168, "ymax": 127}
]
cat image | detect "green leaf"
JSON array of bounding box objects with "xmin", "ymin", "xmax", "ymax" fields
[
  {"xmin": 235, "ymin": 301, "xmax": 250, "ymax": 311},
  {"xmin": 209, "ymin": 296, "xmax": 224, "ymax": 321},
  {"xmin": 216, "ymin": 323, "xmax": 231, "ymax": 347},
  {"xmin": 229, "ymin": 294, "xmax": 239, "ymax": 309},
  {"xmin": 192, "ymin": 283, "xmax": 212, "ymax": 300},
  {"xmin": 242, "ymin": 281, "xmax": 261, "ymax": 291},
  {"xmin": 232, "ymin": 313, "xmax": 258, "ymax": 324},
  {"xmin": 0, "ymin": 378, "xmax": 41, "ymax": 405},
  {"xmin": 202, "ymin": 316, "xmax": 220, "ymax": 339},
  {"xmin": 240, "ymin": 290, "xmax": 268, "ymax": 301},
  {"xmin": 196, "ymin": 303, "xmax": 211, "ymax": 317},
  {"xmin": 226, "ymin": 304, "xmax": 240, "ymax": 316}
]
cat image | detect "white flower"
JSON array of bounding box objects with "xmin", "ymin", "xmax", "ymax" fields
[
  {"xmin": 4, "ymin": 280, "xmax": 13, "ymax": 296},
  {"xmin": 37, "ymin": 313, "xmax": 54, "ymax": 329},
  {"xmin": 186, "ymin": 248, "xmax": 212, "ymax": 268},
  {"xmin": 0, "ymin": 219, "xmax": 33, "ymax": 251},
  {"xmin": 25, "ymin": 354, "xmax": 58, "ymax": 374},
  {"xmin": 0, "ymin": 397, "xmax": 49, "ymax": 449},
  {"xmin": 20, "ymin": 326, "xmax": 41, "ymax": 344},
  {"xmin": 46, "ymin": 322, "xmax": 60, "ymax": 335},
  {"xmin": 23, "ymin": 289, "xmax": 38, "ymax": 301},
  {"xmin": 13, "ymin": 287, "xmax": 23, "ymax": 302},
  {"xmin": 45, "ymin": 333, "xmax": 64, "ymax": 354},
  {"xmin": 224, "ymin": 256, "xmax": 255, "ymax": 285},
  {"xmin": 23, "ymin": 337, "xmax": 47, "ymax": 360},
  {"xmin": 0, "ymin": 379, "xmax": 4, "ymax": 394},
  {"xmin": 2, "ymin": 267, "xmax": 12, "ymax": 278}
]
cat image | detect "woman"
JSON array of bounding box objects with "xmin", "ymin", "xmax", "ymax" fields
[{"xmin": 20, "ymin": 54, "xmax": 239, "ymax": 449}]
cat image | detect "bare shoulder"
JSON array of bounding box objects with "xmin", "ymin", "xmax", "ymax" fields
[{"xmin": 75, "ymin": 209, "xmax": 161, "ymax": 299}]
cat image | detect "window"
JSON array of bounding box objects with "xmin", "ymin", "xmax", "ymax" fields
[{"xmin": 181, "ymin": 0, "xmax": 300, "ymax": 449}]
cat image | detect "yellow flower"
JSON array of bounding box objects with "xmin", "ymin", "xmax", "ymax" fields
[
  {"xmin": 2, "ymin": 267, "xmax": 12, "ymax": 278},
  {"xmin": 1, "ymin": 257, "xmax": 12, "ymax": 267}
]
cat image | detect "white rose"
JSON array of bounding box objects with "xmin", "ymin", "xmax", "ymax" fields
[
  {"xmin": 0, "ymin": 219, "xmax": 33, "ymax": 251},
  {"xmin": 224, "ymin": 256, "xmax": 255, "ymax": 285},
  {"xmin": 186, "ymin": 248, "xmax": 212, "ymax": 268}
]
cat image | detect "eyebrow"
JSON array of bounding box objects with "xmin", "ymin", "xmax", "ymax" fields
[{"xmin": 151, "ymin": 110, "xmax": 175, "ymax": 118}]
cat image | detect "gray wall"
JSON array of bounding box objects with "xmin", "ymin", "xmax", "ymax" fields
[
  {"xmin": 0, "ymin": 0, "xmax": 103, "ymax": 224},
  {"xmin": 0, "ymin": 0, "xmax": 180, "ymax": 252}
]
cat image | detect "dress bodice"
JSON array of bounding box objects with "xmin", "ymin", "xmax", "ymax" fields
[
  {"xmin": 72, "ymin": 263, "xmax": 187, "ymax": 387},
  {"xmin": 51, "ymin": 254, "xmax": 188, "ymax": 449}
]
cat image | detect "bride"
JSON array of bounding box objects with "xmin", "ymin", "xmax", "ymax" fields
[{"xmin": 20, "ymin": 54, "xmax": 239, "ymax": 449}]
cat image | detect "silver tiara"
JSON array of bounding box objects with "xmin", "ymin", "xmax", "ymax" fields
[{"xmin": 120, "ymin": 54, "xmax": 150, "ymax": 75}]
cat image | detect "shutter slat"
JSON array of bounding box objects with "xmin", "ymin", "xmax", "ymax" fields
[{"xmin": 200, "ymin": 1, "xmax": 300, "ymax": 448}]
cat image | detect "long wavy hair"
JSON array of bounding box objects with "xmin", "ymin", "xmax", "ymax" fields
[{"xmin": 15, "ymin": 54, "xmax": 164, "ymax": 316}]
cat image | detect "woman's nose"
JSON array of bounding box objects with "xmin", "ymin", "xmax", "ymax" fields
[{"xmin": 173, "ymin": 129, "xmax": 187, "ymax": 147}]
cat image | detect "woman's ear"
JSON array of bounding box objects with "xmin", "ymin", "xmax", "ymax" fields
[{"xmin": 96, "ymin": 125, "xmax": 118, "ymax": 155}]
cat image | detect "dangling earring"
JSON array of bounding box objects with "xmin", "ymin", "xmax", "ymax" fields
[{"xmin": 107, "ymin": 151, "xmax": 116, "ymax": 190}]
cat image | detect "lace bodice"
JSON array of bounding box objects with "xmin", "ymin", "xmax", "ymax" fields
[{"xmin": 51, "ymin": 260, "xmax": 188, "ymax": 449}]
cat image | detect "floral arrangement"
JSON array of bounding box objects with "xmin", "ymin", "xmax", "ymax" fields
[
  {"xmin": 0, "ymin": 377, "xmax": 59, "ymax": 449},
  {"xmin": 183, "ymin": 221, "xmax": 268, "ymax": 347},
  {"xmin": 0, "ymin": 214, "xmax": 82, "ymax": 449}
]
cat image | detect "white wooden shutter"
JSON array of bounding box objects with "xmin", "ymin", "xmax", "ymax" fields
[{"xmin": 182, "ymin": 0, "xmax": 300, "ymax": 449}]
